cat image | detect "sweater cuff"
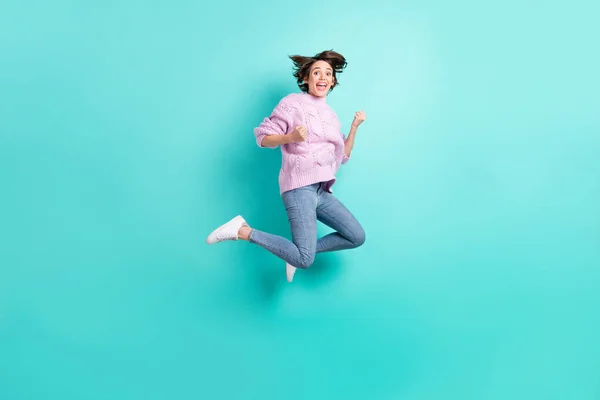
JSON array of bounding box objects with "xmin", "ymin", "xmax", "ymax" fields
[{"xmin": 342, "ymin": 152, "xmax": 350, "ymax": 164}]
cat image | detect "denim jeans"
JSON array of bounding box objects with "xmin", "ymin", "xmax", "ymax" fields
[{"xmin": 248, "ymin": 182, "xmax": 365, "ymax": 269}]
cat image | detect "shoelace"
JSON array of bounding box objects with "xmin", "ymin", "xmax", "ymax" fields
[{"xmin": 216, "ymin": 232, "xmax": 236, "ymax": 241}]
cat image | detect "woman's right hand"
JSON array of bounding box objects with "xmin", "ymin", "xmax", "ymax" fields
[{"xmin": 290, "ymin": 126, "xmax": 308, "ymax": 143}]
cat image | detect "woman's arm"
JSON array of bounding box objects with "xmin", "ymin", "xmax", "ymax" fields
[
  {"xmin": 344, "ymin": 124, "xmax": 358, "ymax": 158},
  {"xmin": 344, "ymin": 111, "xmax": 366, "ymax": 158},
  {"xmin": 261, "ymin": 134, "xmax": 294, "ymax": 148},
  {"xmin": 261, "ymin": 126, "xmax": 307, "ymax": 148}
]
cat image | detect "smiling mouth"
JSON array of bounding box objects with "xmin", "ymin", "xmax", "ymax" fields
[{"xmin": 316, "ymin": 82, "xmax": 328, "ymax": 90}]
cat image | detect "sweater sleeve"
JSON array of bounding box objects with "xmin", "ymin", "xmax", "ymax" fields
[
  {"xmin": 254, "ymin": 99, "xmax": 296, "ymax": 148},
  {"xmin": 342, "ymin": 150, "xmax": 350, "ymax": 164}
]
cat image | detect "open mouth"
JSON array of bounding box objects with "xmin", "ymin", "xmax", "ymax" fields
[{"xmin": 316, "ymin": 82, "xmax": 328, "ymax": 91}]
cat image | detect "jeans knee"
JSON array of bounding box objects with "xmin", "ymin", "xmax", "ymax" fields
[
  {"xmin": 296, "ymin": 252, "xmax": 315, "ymax": 269},
  {"xmin": 352, "ymin": 226, "xmax": 366, "ymax": 248}
]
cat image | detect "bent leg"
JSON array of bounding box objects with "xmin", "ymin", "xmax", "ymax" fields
[
  {"xmin": 316, "ymin": 190, "xmax": 366, "ymax": 253},
  {"xmin": 249, "ymin": 185, "xmax": 319, "ymax": 269}
]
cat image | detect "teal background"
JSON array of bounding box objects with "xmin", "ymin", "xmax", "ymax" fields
[{"xmin": 1, "ymin": 0, "xmax": 599, "ymax": 399}]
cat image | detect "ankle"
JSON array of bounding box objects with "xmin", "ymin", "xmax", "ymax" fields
[{"xmin": 238, "ymin": 225, "xmax": 252, "ymax": 241}]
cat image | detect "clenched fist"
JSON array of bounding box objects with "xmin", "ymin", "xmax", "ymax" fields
[
  {"xmin": 290, "ymin": 126, "xmax": 308, "ymax": 143},
  {"xmin": 352, "ymin": 110, "xmax": 366, "ymax": 128}
]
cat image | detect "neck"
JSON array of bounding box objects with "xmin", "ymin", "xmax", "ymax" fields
[{"xmin": 304, "ymin": 91, "xmax": 327, "ymax": 103}]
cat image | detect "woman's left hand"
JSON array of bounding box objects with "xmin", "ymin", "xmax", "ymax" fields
[{"xmin": 352, "ymin": 110, "xmax": 366, "ymax": 128}]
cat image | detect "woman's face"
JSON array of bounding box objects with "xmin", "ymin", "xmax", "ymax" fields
[{"xmin": 305, "ymin": 60, "xmax": 335, "ymax": 97}]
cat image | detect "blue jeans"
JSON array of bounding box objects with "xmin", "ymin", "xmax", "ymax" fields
[{"xmin": 248, "ymin": 182, "xmax": 365, "ymax": 269}]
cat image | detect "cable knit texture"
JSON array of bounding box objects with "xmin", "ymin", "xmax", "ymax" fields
[{"xmin": 254, "ymin": 92, "xmax": 350, "ymax": 194}]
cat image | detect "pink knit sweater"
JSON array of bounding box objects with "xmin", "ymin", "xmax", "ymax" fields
[{"xmin": 254, "ymin": 92, "xmax": 350, "ymax": 194}]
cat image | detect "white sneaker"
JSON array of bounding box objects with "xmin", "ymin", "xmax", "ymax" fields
[
  {"xmin": 286, "ymin": 262, "xmax": 297, "ymax": 283},
  {"xmin": 206, "ymin": 215, "xmax": 247, "ymax": 244}
]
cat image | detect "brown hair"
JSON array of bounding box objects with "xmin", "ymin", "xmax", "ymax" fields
[{"xmin": 289, "ymin": 50, "xmax": 348, "ymax": 93}]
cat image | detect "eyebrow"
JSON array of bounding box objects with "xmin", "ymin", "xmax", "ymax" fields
[{"xmin": 312, "ymin": 67, "xmax": 333, "ymax": 72}]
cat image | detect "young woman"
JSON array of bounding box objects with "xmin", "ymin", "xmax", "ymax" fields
[{"xmin": 207, "ymin": 50, "xmax": 366, "ymax": 283}]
